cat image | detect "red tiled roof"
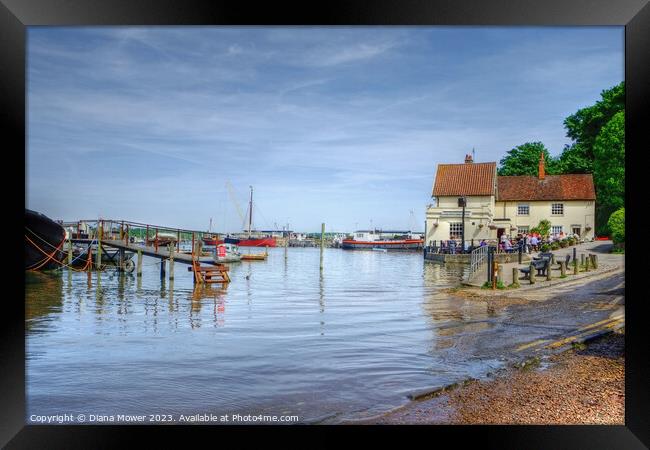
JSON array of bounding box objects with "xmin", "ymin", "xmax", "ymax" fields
[
  {"xmin": 432, "ymin": 162, "xmax": 496, "ymax": 196},
  {"xmin": 496, "ymin": 174, "xmax": 596, "ymax": 201}
]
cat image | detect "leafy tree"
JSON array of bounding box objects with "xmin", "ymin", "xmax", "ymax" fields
[
  {"xmin": 497, "ymin": 142, "xmax": 559, "ymax": 176},
  {"xmin": 529, "ymin": 219, "xmax": 551, "ymax": 238},
  {"xmin": 593, "ymin": 111, "xmax": 625, "ymax": 233},
  {"xmin": 607, "ymin": 207, "xmax": 625, "ymax": 244},
  {"xmin": 563, "ymin": 82, "xmax": 624, "ymax": 155},
  {"xmin": 557, "ymin": 82, "xmax": 625, "ymax": 235}
]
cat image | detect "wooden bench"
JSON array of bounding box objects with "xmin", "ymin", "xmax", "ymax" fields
[{"xmin": 519, "ymin": 259, "xmax": 549, "ymax": 279}]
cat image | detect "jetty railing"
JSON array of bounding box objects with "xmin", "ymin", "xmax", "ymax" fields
[{"xmin": 466, "ymin": 244, "xmax": 489, "ymax": 281}]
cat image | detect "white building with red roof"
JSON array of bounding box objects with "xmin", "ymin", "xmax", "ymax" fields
[{"xmin": 425, "ymin": 153, "xmax": 596, "ymax": 246}]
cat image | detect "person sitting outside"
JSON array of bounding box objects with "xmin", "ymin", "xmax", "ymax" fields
[
  {"xmin": 504, "ymin": 238, "xmax": 513, "ymax": 252},
  {"xmin": 530, "ymin": 234, "xmax": 539, "ymax": 252}
]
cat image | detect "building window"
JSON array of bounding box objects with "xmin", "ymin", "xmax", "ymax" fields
[
  {"xmin": 449, "ymin": 222, "xmax": 463, "ymax": 240},
  {"xmin": 551, "ymin": 203, "xmax": 564, "ymax": 215},
  {"xmin": 518, "ymin": 226, "xmax": 529, "ymax": 234},
  {"xmin": 551, "ymin": 226, "xmax": 563, "ymax": 235},
  {"xmin": 572, "ymin": 226, "xmax": 581, "ymax": 236},
  {"xmin": 517, "ymin": 204, "xmax": 529, "ymax": 216}
]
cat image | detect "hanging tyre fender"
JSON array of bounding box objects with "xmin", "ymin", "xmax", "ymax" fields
[{"xmin": 123, "ymin": 259, "xmax": 135, "ymax": 273}]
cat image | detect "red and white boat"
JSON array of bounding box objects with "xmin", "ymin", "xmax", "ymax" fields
[{"xmin": 341, "ymin": 230, "xmax": 423, "ymax": 250}]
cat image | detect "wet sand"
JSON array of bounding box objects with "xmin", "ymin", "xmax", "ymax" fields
[{"xmin": 368, "ymin": 330, "xmax": 624, "ymax": 424}]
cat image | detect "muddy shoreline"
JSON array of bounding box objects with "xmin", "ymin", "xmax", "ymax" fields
[{"xmin": 363, "ymin": 330, "xmax": 624, "ymax": 425}]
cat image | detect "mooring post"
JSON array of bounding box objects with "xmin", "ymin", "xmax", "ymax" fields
[
  {"xmin": 573, "ymin": 247, "xmax": 577, "ymax": 263},
  {"xmin": 320, "ymin": 223, "xmax": 325, "ymax": 271},
  {"xmin": 67, "ymin": 238, "xmax": 73, "ymax": 265},
  {"xmin": 581, "ymin": 253, "xmax": 585, "ymax": 267},
  {"xmin": 136, "ymin": 249, "xmax": 143, "ymax": 277},
  {"xmin": 584, "ymin": 255, "xmax": 590, "ymax": 272},
  {"xmin": 497, "ymin": 263, "xmax": 504, "ymax": 285},
  {"xmin": 511, "ymin": 267, "xmax": 520, "ymax": 288},
  {"xmin": 529, "ymin": 262, "xmax": 536, "ymax": 284},
  {"xmin": 551, "ymin": 253, "xmax": 556, "ymax": 265},
  {"xmin": 160, "ymin": 258, "xmax": 166, "ymax": 280},
  {"xmin": 119, "ymin": 248, "xmax": 125, "ymax": 272},
  {"xmin": 546, "ymin": 260, "xmax": 552, "ymax": 281},
  {"xmin": 168, "ymin": 244, "xmax": 174, "ymax": 280},
  {"xmin": 560, "ymin": 261, "xmax": 566, "ymax": 277},
  {"xmin": 591, "ymin": 254, "xmax": 598, "ymax": 269},
  {"xmin": 96, "ymin": 223, "xmax": 103, "ymax": 270},
  {"xmin": 573, "ymin": 258, "xmax": 579, "ymax": 275}
]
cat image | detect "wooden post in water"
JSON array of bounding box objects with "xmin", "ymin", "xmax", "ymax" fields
[
  {"xmin": 529, "ymin": 263, "xmax": 536, "ymax": 284},
  {"xmin": 160, "ymin": 258, "xmax": 166, "ymax": 280},
  {"xmin": 67, "ymin": 239, "xmax": 73, "ymax": 265},
  {"xmin": 168, "ymin": 244, "xmax": 175, "ymax": 280},
  {"xmin": 320, "ymin": 223, "xmax": 325, "ymax": 271},
  {"xmin": 96, "ymin": 223, "xmax": 103, "ymax": 270},
  {"xmin": 511, "ymin": 267, "xmax": 520, "ymax": 288},
  {"xmin": 136, "ymin": 249, "xmax": 143, "ymax": 277}
]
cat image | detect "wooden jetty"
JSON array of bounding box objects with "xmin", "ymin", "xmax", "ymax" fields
[{"xmin": 62, "ymin": 218, "xmax": 231, "ymax": 284}]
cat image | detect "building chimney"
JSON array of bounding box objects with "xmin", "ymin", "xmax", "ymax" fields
[
  {"xmin": 538, "ymin": 152, "xmax": 545, "ymax": 180},
  {"xmin": 465, "ymin": 153, "xmax": 473, "ymax": 164}
]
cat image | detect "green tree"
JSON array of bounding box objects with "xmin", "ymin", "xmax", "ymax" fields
[
  {"xmin": 557, "ymin": 81, "xmax": 625, "ymax": 235},
  {"xmin": 593, "ymin": 111, "xmax": 625, "ymax": 233},
  {"xmin": 607, "ymin": 207, "xmax": 625, "ymax": 244},
  {"xmin": 529, "ymin": 219, "xmax": 551, "ymax": 238},
  {"xmin": 497, "ymin": 142, "xmax": 559, "ymax": 176},
  {"xmin": 562, "ymin": 82, "xmax": 624, "ymax": 158}
]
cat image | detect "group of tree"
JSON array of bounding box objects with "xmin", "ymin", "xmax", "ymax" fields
[{"xmin": 497, "ymin": 81, "xmax": 624, "ymax": 236}]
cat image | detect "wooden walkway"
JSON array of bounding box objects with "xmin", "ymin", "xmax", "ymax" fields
[{"xmin": 74, "ymin": 238, "xmax": 215, "ymax": 265}]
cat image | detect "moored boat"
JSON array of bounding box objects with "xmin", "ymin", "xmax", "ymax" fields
[
  {"xmin": 25, "ymin": 209, "xmax": 66, "ymax": 270},
  {"xmin": 212, "ymin": 243, "xmax": 242, "ymax": 263},
  {"xmin": 341, "ymin": 230, "xmax": 424, "ymax": 250}
]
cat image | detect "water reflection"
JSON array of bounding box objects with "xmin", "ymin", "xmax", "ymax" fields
[
  {"xmin": 27, "ymin": 249, "xmax": 506, "ymax": 423},
  {"xmin": 25, "ymin": 271, "xmax": 63, "ymax": 328}
]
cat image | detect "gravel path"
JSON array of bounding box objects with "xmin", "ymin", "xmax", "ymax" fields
[{"xmin": 368, "ymin": 331, "xmax": 624, "ymax": 425}]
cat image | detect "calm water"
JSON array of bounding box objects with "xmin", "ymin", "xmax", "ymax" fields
[{"xmin": 26, "ymin": 247, "xmax": 508, "ymax": 423}]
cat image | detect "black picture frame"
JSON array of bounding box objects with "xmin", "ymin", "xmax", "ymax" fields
[{"xmin": 3, "ymin": 0, "xmax": 648, "ymax": 447}]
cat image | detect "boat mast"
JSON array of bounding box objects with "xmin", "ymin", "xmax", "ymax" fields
[{"xmin": 248, "ymin": 185, "xmax": 253, "ymax": 238}]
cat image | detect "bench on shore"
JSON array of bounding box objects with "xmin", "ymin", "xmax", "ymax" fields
[
  {"xmin": 533, "ymin": 252, "xmax": 571, "ymax": 270},
  {"xmin": 519, "ymin": 258, "xmax": 549, "ymax": 279}
]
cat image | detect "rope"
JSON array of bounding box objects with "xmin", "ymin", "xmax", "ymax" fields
[
  {"xmin": 25, "ymin": 234, "xmax": 66, "ymax": 271},
  {"xmin": 26, "ymin": 226, "xmax": 97, "ymax": 271}
]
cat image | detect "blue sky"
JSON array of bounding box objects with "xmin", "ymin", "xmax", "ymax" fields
[{"xmin": 26, "ymin": 27, "xmax": 623, "ymax": 232}]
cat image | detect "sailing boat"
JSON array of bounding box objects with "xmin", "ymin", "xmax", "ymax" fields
[
  {"xmin": 224, "ymin": 186, "xmax": 277, "ymax": 247},
  {"xmin": 203, "ymin": 217, "xmax": 223, "ymax": 246}
]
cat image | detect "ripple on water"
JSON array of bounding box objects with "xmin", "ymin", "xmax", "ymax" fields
[{"xmin": 26, "ymin": 249, "xmax": 506, "ymax": 421}]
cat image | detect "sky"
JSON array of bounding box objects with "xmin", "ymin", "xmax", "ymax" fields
[{"xmin": 26, "ymin": 27, "xmax": 623, "ymax": 233}]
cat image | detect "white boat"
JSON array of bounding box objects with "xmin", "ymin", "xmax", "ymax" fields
[{"xmin": 213, "ymin": 243, "xmax": 242, "ymax": 263}]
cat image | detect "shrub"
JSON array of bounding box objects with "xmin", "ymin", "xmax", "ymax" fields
[
  {"xmin": 607, "ymin": 207, "xmax": 625, "ymax": 244},
  {"xmin": 551, "ymin": 242, "xmax": 560, "ymax": 250},
  {"xmin": 559, "ymin": 240, "xmax": 568, "ymax": 248},
  {"xmin": 540, "ymin": 243, "xmax": 550, "ymax": 252}
]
